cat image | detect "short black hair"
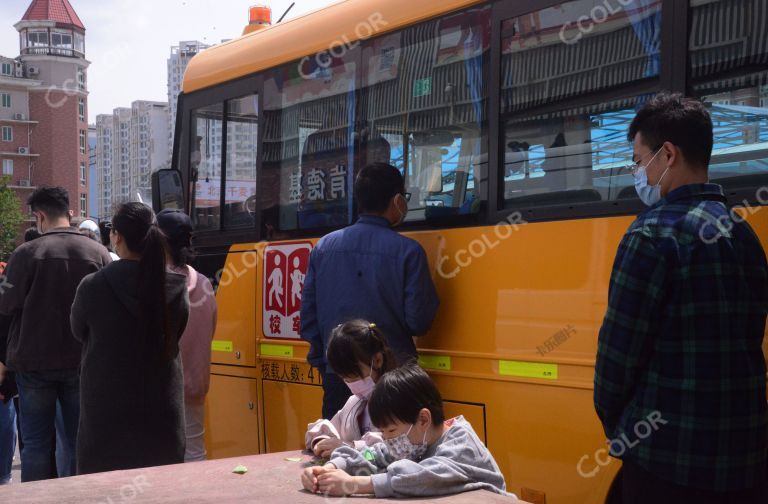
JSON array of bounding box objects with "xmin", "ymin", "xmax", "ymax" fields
[
  {"xmin": 369, "ymin": 364, "xmax": 445, "ymax": 428},
  {"xmin": 98, "ymin": 221, "xmax": 112, "ymax": 247},
  {"xmin": 326, "ymin": 320, "xmax": 397, "ymax": 379},
  {"xmin": 27, "ymin": 186, "xmax": 69, "ymax": 219},
  {"xmin": 24, "ymin": 227, "xmax": 41, "ymax": 242},
  {"xmin": 628, "ymin": 92, "xmax": 713, "ymax": 168},
  {"xmin": 354, "ymin": 163, "xmax": 404, "ymax": 214}
]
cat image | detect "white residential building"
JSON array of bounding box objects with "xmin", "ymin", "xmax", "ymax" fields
[
  {"xmin": 94, "ymin": 102, "xmax": 169, "ymax": 219},
  {"xmin": 167, "ymin": 41, "xmax": 209, "ymax": 154}
]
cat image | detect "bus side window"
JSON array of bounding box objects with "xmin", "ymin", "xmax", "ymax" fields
[
  {"xmin": 262, "ymin": 48, "xmax": 358, "ymax": 234},
  {"xmin": 359, "ymin": 5, "xmax": 491, "ymax": 222},
  {"xmin": 688, "ymin": 0, "xmax": 768, "ymax": 192},
  {"xmin": 500, "ymin": 0, "xmax": 664, "ymax": 209}
]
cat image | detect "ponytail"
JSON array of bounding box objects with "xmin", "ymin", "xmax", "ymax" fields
[
  {"xmin": 326, "ymin": 319, "xmax": 398, "ymax": 378},
  {"xmin": 113, "ymin": 203, "xmax": 173, "ymax": 360}
]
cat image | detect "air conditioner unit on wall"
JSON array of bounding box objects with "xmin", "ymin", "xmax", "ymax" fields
[
  {"xmin": 18, "ymin": 146, "xmax": 29, "ymax": 155},
  {"xmin": 27, "ymin": 66, "xmax": 39, "ymax": 76},
  {"xmin": 13, "ymin": 113, "xmax": 25, "ymax": 121},
  {"xmin": 18, "ymin": 179, "xmax": 31, "ymax": 187}
]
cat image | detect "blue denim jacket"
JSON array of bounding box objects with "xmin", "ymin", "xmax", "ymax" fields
[{"xmin": 300, "ymin": 215, "xmax": 439, "ymax": 371}]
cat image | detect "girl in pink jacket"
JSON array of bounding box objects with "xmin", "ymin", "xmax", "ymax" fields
[
  {"xmin": 305, "ymin": 320, "xmax": 398, "ymax": 458},
  {"xmin": 157, "ymin": 209, "xmax": 218, "ymax": 462}
]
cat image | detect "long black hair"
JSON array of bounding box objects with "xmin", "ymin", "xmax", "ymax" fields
[
  {"xmin": 112, "ymin": 203, "xmax": 173, "ymax": 359},
  {"xmin": 326, "ymin": 319, "xmax": 397, "ymax": 379},
  {"xmin": 327, "ymin": 320, "xmax": 399, "ymax": 433}
]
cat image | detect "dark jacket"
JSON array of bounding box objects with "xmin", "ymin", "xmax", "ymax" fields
[
  {"xmin": 301, "ymin": 215, "xmax": 439, "ymax": 371},
  {"xmin": 70, "ymin": 260, "xmax": 190, "ymax": 475},
  {"xmin": 0, "ymin": 227, "xmax": 112, "ymax": 372}
]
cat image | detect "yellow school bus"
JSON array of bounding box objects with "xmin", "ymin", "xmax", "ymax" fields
[{"xmin": 152, "ymin": 0, "xmax": 768, "ymax": 502}]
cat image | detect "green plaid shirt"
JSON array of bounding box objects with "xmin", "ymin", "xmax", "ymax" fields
[{"xmin": 595, "ymin": 184, "xmax": 768, "ymax": 492}]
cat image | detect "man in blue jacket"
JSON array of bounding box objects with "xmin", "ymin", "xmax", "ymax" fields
[{"xmin": 301, "ymin": 163, "xmax": 440, "ymax": 419}]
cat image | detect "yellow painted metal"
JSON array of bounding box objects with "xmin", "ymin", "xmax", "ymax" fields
[
  {"xmin": 206, "ymin": 208, "xmax": 768, "ymax": 503},
  {"xmin": 205, "ymin": 373, "xmax": 260, "ymax": 459},
  {"xmin": 182, "ymin": 0, "xmax": 485, "ymax": 93},
  {"xmin": 262, "ymin": 381, "xmax": 323, "ymax": 453},
  {"xmin": 210, "ymin": 248, "xmax": 259, "ymax": 367}
]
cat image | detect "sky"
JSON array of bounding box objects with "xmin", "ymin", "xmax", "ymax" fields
[{"xmin": 0, "ymin": 0, "xmax": 338, "ymax": 123}]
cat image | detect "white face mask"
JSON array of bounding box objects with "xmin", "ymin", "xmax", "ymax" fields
[
  {"xmin": 344, "ymin": 359, "xmax": 376, "ymax": 400},
  {"xmin": 384, "ymin": 424, "xmax": 428, "ymax": 462},
  {"xmin": 633, "ymin": 149, "xmax": 669, "ymax": 206}
]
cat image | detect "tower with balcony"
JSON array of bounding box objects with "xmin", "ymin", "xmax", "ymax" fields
[{"xmin": 15, "ymin": 0, "xmax": 89, "ymax": 217}]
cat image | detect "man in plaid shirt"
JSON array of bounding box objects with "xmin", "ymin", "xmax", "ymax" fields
[{"xmin": 595, "ymin": 92, "xmax": 768, "ymax": 503}]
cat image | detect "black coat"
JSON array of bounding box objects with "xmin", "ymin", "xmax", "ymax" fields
[{"xmin": 70, "ymin": 260, "xmax": 190, "ymax": 475}]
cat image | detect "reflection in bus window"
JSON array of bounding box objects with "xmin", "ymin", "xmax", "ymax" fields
[
  {"xmin": 224, "ymin": 95, "xmax": 259, "ymax": 229},
  {"xmin": 192, "ymin": 103, "xmax": 223, "ymax": 230},
  {"xmin": 263, "ymin": 50, "xmax": 357, "ymax": 232},
  {"xmin": 361, "ymin": 5, "xmax": 490, "ymax": 221},
  {"xmin": 501, "ymin": 0, "xmax": 662, "ymax": 208},
  {"xmin": 689, "ymin": 0, "xmax": 768, "ymax": 188}
]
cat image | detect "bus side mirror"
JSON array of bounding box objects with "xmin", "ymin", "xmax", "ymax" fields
[{"xmin": 152, "ymin": 169, "xmax": 185, "ymax": 213}]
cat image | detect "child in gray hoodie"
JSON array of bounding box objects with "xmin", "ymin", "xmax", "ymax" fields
[{"xmin": 301, "ymin": 364, "xmax": 515, "ymax": 499}]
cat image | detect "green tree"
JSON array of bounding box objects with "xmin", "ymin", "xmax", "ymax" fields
[{"xmin": 0, "ymin": 176, "xmax": 23, "ymax": 262}]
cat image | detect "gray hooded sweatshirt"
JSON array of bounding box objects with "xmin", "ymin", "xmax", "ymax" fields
[{"xmin": 329, "ymin": 416, "xmax": 514, "ymax": 499}]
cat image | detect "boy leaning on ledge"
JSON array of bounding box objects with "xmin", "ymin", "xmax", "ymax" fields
[{"xmin": 301, "ymin": 364, "xmax": 515, "ymax": 500}]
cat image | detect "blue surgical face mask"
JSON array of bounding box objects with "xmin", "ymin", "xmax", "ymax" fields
[{"xmin": 633, "ymin": 149, "xmax": 669, "ymax": 206}]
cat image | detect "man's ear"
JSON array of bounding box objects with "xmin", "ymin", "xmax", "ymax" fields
[{"xmin": 662, "ymin": 141, "xmax": 679, "ymax": 168}]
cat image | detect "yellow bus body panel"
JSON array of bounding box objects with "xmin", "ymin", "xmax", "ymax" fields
[{"xmin": 203, "ymin": 207, "xmax": 768, "ymax": 503}]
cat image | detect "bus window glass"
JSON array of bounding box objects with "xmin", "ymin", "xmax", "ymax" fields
[
  {"xmin": 224, "ymin": 94, "xmax": 259, "ymax": 229},
  {"xmin": 501, "ymin": 0, "xmax": 662, "ymax": 208},
  {"xmin": 361, "ymin": 5, "xmax": 490, "ymax": 221},
  {"xmin": 262, "ymin": 49, "xmax": 357, "ymax": 232},
  {"xmin": 688, "ymin": 0, "xmax": 768, "ymax": 189},
  {"xmin": 191, "ymin": 103, "xmax": 224, "ymax": 231}
]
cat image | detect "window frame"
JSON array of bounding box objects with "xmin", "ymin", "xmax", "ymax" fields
[
  {"xmin": 0, "ymin": 63, "xmax": 11, "ymax": 76},
  {"xmin": 2, "ymin": 126, "xmax": 12, "ymax": 142},
  {"xmin": 1, "ymin": 93, "xmax": 10, "ymax": 108},
  {"xmin": 2, "ymin": 159, "xmax": 12, "ymax": 176},
  {"xmin": 79, "ymin": 130, "xmax": 86, "ymax": 154},
  {"xmin": 179, "ymin": 74, "xmax": 263, "ymax": 246}
]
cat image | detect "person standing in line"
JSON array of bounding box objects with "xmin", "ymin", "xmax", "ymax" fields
[
  {"xmin": 0, "ymin": 187, "xmax": 112, "ymax": 482},
  {"xmin": 595, "ymin": 92, "xmax": 768, "ymax": 503},
  {"xmin": 71, "ymin": 203, "xmax": 189, "ymax": 474},
  {"xmin": 98, "ymin": 221, "xmax": 120, "ymax": 261},
  {"xmin": 301, "ymin": 163, "xmax": 440, "ymax": 420},
  {"xmin": 157, "ymin": 209, "xmax": 217, "ymax": 462}
]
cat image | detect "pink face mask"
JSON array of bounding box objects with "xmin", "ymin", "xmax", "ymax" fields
[
  {"xmin": 346, "ymin": 376, "xmax": 375, "ymax": 400},
  {"xmin": 345, "ymin": 359, "xmax": 376, "ymax": 400}
]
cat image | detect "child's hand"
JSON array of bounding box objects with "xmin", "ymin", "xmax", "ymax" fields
[
  {"xmin": 301, "ymin": 465, "xmax": 336, "ymax": 493},
  {"xmin": 316, "ymin": 469, "xmax": 372, "ymax": 496},
  {"xmin": 313, "ymin": 438, "xmax": 348, "ymax": 458}
]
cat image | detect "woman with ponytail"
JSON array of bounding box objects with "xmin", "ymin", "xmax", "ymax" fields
[
  {"xmin": 70, "ymin": 202, "xmax": 189, "ymax": 474},
  {"xmin": 305, "ymin": 319, "xmax": 398, "ymax": 458}
]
